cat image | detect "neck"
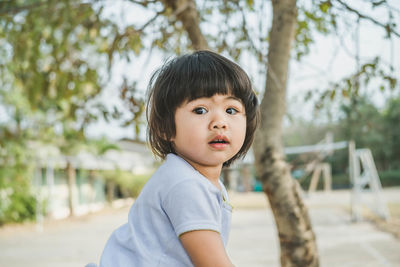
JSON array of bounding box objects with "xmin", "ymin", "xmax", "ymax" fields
[
  {"xmin": 197, "ymin": 168, "xmax": 222, "ymax": 189},
  {"xmin": 181, "ymin": 157, "xmax": 223, "ymax": 190},
  {"xmin": 199, "ymin": 166, "xmax": 222, "ymax": 187}
]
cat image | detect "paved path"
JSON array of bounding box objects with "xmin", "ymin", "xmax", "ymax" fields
[{"xmin": 1, "ymin": 189, "xmax": 399, "ymax": 267}]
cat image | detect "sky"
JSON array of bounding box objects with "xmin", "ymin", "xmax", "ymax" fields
[
  {"xmin": 81, "ymin": 1, "xmax": 400, "ymax": 142},
  {"xmin": 288, "ymin": 9, "xmax": 400, "ymax": 122}
]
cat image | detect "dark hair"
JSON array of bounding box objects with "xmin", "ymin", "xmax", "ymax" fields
[{"xmin": 146, "ymin": 50, "xmax": 260, "ymax": 166}]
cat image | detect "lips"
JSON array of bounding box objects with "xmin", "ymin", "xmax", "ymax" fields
[
  {"xmin": 208, "ymin": 135, "xmax": 229, "ymax": 149},
  {"xmin": 209, "ymin": 135, "xmax": 229, "ymax": 144}
]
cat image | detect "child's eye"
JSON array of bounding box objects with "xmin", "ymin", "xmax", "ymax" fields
[
  {"xmin": 226, "ymin": 107, "xmax": 238, "ymax": 115},
  {"xmin": 193, "ymin": 107, "xmax": 207, "ymax": 114}
]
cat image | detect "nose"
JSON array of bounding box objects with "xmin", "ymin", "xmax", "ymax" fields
[{"xmin": 210, "ymin": 112, "xmax": 227, "ymax": 130}]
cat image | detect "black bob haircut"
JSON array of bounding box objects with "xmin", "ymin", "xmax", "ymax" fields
[{"xmin": 146, "ymin": 50, "xmax": 260, "ymax": 167}]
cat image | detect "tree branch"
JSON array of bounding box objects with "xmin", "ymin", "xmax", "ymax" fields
[
  {"xmin": 238, "ymin": 8, "xmax": 267, "ymax": 64},
  {"xmin": 137, "ymin": 8, "xmax": 165, "ymax": 32},
  {"xmin": 0, "ymin": 1, "xmax": 47, "ymax": 15},
  {"xmin": 128, "ymin": 0, "xmax": 158, "ymax": 8},
  {"xmin": 161, "ymin": 0, "xmax": 208, "ymax": 50},
  {"xmin": 334, "ymin": 0, "xmax": 400, "ymax": 38}
]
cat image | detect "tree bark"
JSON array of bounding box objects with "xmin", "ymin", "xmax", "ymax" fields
[
  {"xmin": 161, "ymin": 0, "xmax": 209, "ymax": 50},
  {"xmin": 66, "ymin": 160, "xmax": 76, "ymax": 217},
  {"xmin": 106, "ymin": 180, "xmax": 115, "ymax": 203},
  {"xmin": 253, "ymin": 0, "xmax": 319, "ymax": 266},
  {"xmin": 88, "ymin": 170, "xmax": 96, "ymax": 208}
]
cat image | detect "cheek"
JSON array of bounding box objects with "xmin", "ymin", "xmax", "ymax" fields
[
  {"xmin": 174, "ymin": 120, "xmax": 201, "ymax": 144},
  {"xmin": 233, "ymin": 118, "xmax": 247, "ymax": 144},
  {"xmin": 240, "ymin": 117, "xmax": 247, "ymax": 134},
  {"xmin": 239, "ymin": 127, "xmax": 247, "ymax": 145}
]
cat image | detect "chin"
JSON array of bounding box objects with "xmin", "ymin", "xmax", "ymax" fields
[{"xmin": 205, "ymin": 157, "xmax": 231, "ymax": 166}]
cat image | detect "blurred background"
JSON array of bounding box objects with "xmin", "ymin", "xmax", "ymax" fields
[{"xmin": 0, "ymin": 0, "xmax": 399, "ymax": 266}]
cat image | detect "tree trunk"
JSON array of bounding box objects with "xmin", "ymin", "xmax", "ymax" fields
[
  {"xmin": 161, "ymin": 0, "xmax": 209, "ymax": 50},
  {"xmin": 88, "ymin": 170, "xmax": 96, "ymax": 209},
  {"xmin": 253, "ymin": 0, "xmax": 319, "ymax": 266},
  {"xmin": 66, "ymin": 160, "xmax": 76, "ymax": 217},
  {"xmin": 106, "ymin": 180, "xmax": 115, "ymax": 203}
]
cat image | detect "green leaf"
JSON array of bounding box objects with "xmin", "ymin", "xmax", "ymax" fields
[
  {"xmin": 319, "ymin": 2, "xmax": 331, "ymax": 13},
  {"xmin": 330, "ymin": 89, "xmax": 336, "ymax": 100}
]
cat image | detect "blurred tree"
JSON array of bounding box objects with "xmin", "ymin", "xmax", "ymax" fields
[
  {"xmin": 383, "ymin": 97, "xmax": 400, "ymax": 169},
  {"xmin": 0, "ymin": 0, "xmax": 144, "ymax": 218},
  {"xmin": 0, "ymin": 0, "xmax": 145, "ymax": 132},
  {"xmin": 336, "ymin": 94, "xmax": 400, "ymax": 170},
  {"xmin": 120, "ymin": 78, "xmax": 146, "ymax": 141},
  {"xmin": 0, "ymin": 127, "xmax": 36, "ymax": 225},
  {"xmin": 338, "ymin": 96, "xmax": 386, "ymax": 163}
]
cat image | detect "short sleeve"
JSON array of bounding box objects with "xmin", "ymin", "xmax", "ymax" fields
[{"xmin": 162, "ymin": 179, "xmax": 221, "ymax": 237}]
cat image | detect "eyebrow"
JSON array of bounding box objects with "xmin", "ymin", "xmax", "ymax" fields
[
  {"xmin": 186, "ymin": 95, "xmax": 243, "ymax": 105},
  {"xmin": 222, "ymin": 96, "xmax": 245, "ymax": 107},
  {"xmin": 225, "ymin": 96, "xmax": 242, "ymax": 102}
]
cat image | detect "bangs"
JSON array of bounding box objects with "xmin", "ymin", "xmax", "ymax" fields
[
  {"xmin": 182, "ymin": 61, "xmax": 234, "ymax": 101},
  {"xmin": 166, "ymin": 52, "xmax": 251, "ymax": 107}
]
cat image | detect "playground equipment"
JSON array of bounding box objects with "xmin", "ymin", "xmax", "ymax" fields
[
  {"xmin": 285, "ymin": 133, "xmax": 346, "ymax": 193},
  {"xmin": 308, "ymin": 163, "xmax": 332, "ymax": 192},
  {"xmin": 348, "ymin": 141, "xmax": 390, "ymax": 221},
  {"xmin": 285, "ymin": 134, "xmax": 390, "ymax": 221}
]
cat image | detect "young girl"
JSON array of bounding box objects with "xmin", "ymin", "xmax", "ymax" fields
[{"xmin": 98, "ymin": 50, "xmax": 259, "ymax": 266}]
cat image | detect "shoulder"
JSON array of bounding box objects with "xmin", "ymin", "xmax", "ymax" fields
[
  {"xmin": 160, "ymin": 154, "xmax": 201, "ymax": 179},
  {"xmin": 138, "ymin": 153, "xmax": 218, "ymax": 204},
  {"xmin": 162, "ymin": 154, "xmax": 220, "ymax": 198},
  {"xmin": 155, "ymin": 154, "xmax": 217, "ymax": 191},
  {"xmin": 140, "ymin": 154, "xmax": 197, "ymax": 193}
]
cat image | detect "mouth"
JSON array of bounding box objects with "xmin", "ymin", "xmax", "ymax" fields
[
  {"xmin": 208, "ymin": 135, "xmax": 230, "ymax": 148},
  {"xmin": 209, "ymin": 139, "xmax": 229, "ymax": 144},
  {"xmin": 209, "ymin": 135, "xmax": 229, "ymax": 144}
]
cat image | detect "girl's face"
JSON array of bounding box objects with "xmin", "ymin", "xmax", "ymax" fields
[{"xmin": 171, "ymin": 94, "xmax": 246, "ymax": 179}]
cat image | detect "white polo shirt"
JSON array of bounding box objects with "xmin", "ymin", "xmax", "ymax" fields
[{"xmin": 99, "ymin": 153, "xmax": 232, "ymax": 267}]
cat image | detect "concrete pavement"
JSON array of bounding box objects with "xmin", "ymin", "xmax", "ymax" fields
[{"xmin": 1, "ymin": 189, "xmax": 399, "ymax": 267}]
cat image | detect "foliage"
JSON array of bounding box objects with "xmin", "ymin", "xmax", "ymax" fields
[
  {"xmin": 0, "ymin": 188, "xmax": 37, "ymax": 225},
  {"xmin": 0, "ymin": 0, "xmax": 144, "ymax": 224},
  {"xmin": 0, "ymin": 138, "xmax": 37, "ymax": 225},
  {"xmin": 383, "ymin": 98, "xmax": 400, "ymax": 169},
  {"xmin": 295, "ymin": 1, "xmax": 337, "ymax": 60},
  {"xmin": 99, "ymin": 170, "xmax": 152, "ymax": 199},
  {"xmin": 119, "ymin": 79, "xmax": 146, "ymax": 140},
  {"xmin": 308, "ymin": 58, "xmax": 398, "ymax": 111},
  {"xmin": 334, "ymin": 95, "xmax": 400, "ymax": 171},
  {"xmin": 379, "ymin": 169, "xmax": 400, "ymax": 187},
  {"xmin": 86, "ymin": 136, "xmax": 120, "ymax": 156},
  {"xmin": 2, "ymin": 1, "xmax": 101, "ymax": 121},
  {"xmin": 0, "ymin": 179, "xmax": 37, "ymax": 225},
  {"xmin": 0, "ymin": 0, "xmax": 145, "ymax": 138}
]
